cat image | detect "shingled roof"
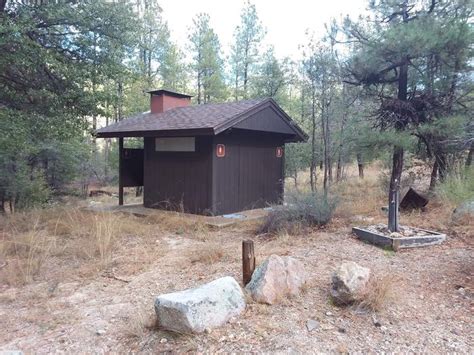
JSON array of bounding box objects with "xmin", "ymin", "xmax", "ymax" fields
[{"xmin": 96, "ymin": 98, "xmax": 307, "ymax": 141}]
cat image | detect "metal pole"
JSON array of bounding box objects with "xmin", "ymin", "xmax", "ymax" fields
[{"xmin": 388, "ymin": 178, "xmax": 399, "ymax": 232}]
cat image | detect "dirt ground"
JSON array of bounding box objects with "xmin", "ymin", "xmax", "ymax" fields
[{"xmin": 0, "ymin": 165, "xmax": 473, "ymax": 353}]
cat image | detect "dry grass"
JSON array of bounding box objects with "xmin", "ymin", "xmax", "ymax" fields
[
  {"xmin": 92, "ymin": 213, "xmax": 120, "ymax": 266},
  {"xmin": 0, "ymin": 202, "xmax": 218, "ymax": 286},
  {"xmin": 356, "ymin": 274, "xmax": 397, "ymax": 312},
  {"xmin": 188, "ymin": 242, "xmax": 226, "ymax": 264},
  {"xmin": 257, "ymin": 191, "xmax": 337, "ymax": 237},
  {"xmin": 0, "ymin": 207, "xmax": 159, "ymax": 286},
  {"xmin": 45, "ymin": 208, "xmax": 122, "ymax": 264},
  {"xmin": 334, "ymin": 166, "xmax": 386, "ymax": 220},
  {"xmin": 0, "ymin": 218, "xmax": 53, "ymax": 285},
  {"xmin": 0, "ymin": 213, "xmax": 56, "ymax": 284},
  {"xmin": 143, "ymin": 212, "xmax": 210, "ymax": 240},
  {"xmin": 284, "ymin": 163, "xmax": 386, "ymax": 230},
  {"xmin": 124, "ymin": 309, "xmax": 157, "ymax": 339},
  {"xmin": 0, "ymin": 203, "xmax": 218, "ymax": 287}
]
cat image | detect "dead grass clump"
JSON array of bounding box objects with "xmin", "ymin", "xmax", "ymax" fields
[
  {"xmin": 144, "ymin": 212, "xmax": 210, "ymax": 238},
  {"xmin": 0, "ymin": 218, "xmax": 54, "ymax": 285},
  {"xmin": 41, "ymin": 208, "xmax": 122, "ymax": 264},
  {"xmin": 257, "ymin": 191, "xmax": 337, "ymax": 236},
  {"xmin": 91, "ymin": 213, "xmax": 120, "ymax": 266},
  {"xmin": 356, "ymin": 274, "xmax": 397, "ymax": 312},
  {"xmin": 124, "ymin": 310, "xmax": 157, "ymax": 339},
  {"xmin": 334, "ymin": 177, "xmax": 385, "ymax": 219},
  {"xmin": 119, "ymin": 214, "xmax": 155, "ymax": 238},
  {"xmin": 188, "ymin": 243, "xmax": 225, "ymax": 264},
  {"xmin": 257, "ymin": 212, "xmax": 306, "ymax": 236},
  {"xmin": 0, "ymin": 207, "xmax": 126, "ymax": 285}
]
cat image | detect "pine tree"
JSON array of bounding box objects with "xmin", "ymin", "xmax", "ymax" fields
[
  {"xmin": 188, "ymin": 13, "xmax": 226, "ymax": 104},
  {"xmin": 252, "ymin": 47, "xmax": 291, "ymax": 101},
  {"xmin": 0, "ymin": 0, "xmax": 138, "ymax": 209},
  {"xmin": 160, "ymin": 43, "xmax": 188, "ymax": 92},
  {"xmin": 135, "ymin": 0, "xmax": 170, "ymax": 87},
  {"xmin": 230, "ymin": 1, "xmax": 265, "ymax": 100},
  {"xmin": 343, "ymin": 0, "xmax": 473, "ymax": 231},
  {"xmin": 302, "ymin": 36, "xmax": 339, "ymax": 193}
]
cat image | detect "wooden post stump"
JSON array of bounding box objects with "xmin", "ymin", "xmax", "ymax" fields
[{"xmin": 242, "ymin": 240, "xmax": 255, "ymax": 286}]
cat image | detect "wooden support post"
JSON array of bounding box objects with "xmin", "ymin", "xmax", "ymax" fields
[
  {"xmin": 118, "ymin": 137, "xmax": 124, "ymax": 206},
  {"xmin": 242, "ymin": 240, "xmax": 255, "ymax": 286}
]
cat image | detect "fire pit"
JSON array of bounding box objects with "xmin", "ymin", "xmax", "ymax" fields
[{"xmin": 353, "ymin": 224, "xmax": 446, "ymax": 251}]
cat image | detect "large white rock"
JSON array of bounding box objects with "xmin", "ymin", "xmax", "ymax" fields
[
  {"xmin": 154, "ymin": 276, "xmax": 245, "ymax": 333},
  {"xmin": 330, "ymin": 261, "xmax": 370, "ymax": 305},
  {"xmin": 245, "ymin": 254, "xmax": 307, "ymax": 304}
]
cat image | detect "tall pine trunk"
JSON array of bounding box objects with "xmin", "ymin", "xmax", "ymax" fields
[
  {"xmin": 429, "ymin": 159, "xmax": 438, "ymax": 191},
  {"xmin": 388, "ymin": 52, "xmax": 408, "ymax": 232},
  {"xmin": 309, "ymin": 88, "xmax": 317, "ymax": 192}
]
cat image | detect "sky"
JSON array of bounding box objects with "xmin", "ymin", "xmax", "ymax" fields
[{"xmin": 159, "ymin": 0, "xmax": 368, "ymax": 60}]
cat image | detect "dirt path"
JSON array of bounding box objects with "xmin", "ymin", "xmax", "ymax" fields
[{"xmin": 1, "ymin": 224, "xmax": 472, "ymax": 353}]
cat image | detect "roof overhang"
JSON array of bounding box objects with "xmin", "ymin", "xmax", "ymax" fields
[{"xmin": 96, "ymin": 127, "xmax": 214, "ymax": 139}]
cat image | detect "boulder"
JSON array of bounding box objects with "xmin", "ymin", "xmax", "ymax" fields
[
  {"xmin": 245, "ymin": 254, "xmax": 307, "ymax": 304},
  {"xmin": 154, "ymin": 276, "xmax": 245, "ymax": 333},
  {"xmin": 452, "ymin": 200, "xmax": 474, "ymax": 220},
  {"xmin": 330, "ymin": 261, "xmax": 370, "ymax": 305}
]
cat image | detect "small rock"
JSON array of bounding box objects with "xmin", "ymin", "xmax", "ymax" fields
[
  {"xmin": 154, "ymin": 276, "xmax": 245, "ymax": 333},
  {"xmin": 330, "ymin": 261, "xmax": 370, "ymax": 305},
  {"xmin": 306, "ymin": 319, "xmax": 319, "ymax": 332},
  {"xmin": 159, "ymin": 338, "xmax": 168, "ymax": 344},
  {"xmin": 96, "ymin": 329, "xmax": 106, "ymax": 336},
  {"xmin": 372, "ymin": 314, "xmax": 381, "ymax": 327},
  {"xmin": 325, "ymin": 311, "xmax": 333, "ymax": 316},
  {"xmin": 245, "ymin": 255, "xmax": 307, "ymax": 304},
  {"xmin": 389, "ymin": 232, "xmax": 403, "ymax": 238}
]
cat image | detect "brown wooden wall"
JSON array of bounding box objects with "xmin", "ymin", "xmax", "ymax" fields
[
  {"xmin": 143, "ymin": 136, "xmax": 213, "ymax": 214},
  {"xmin": 211, "ymin": 130, "xmax": 285, "ymax": 215},
  {"xmin": 142, "ymin": 130, "xmax": 287, "ymax": 216}
]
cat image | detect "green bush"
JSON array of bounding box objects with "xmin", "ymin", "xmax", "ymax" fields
[
  {"xmin": 437, "ymin": 167, "xmax": 474, "ymax": 205},
  {"xmin": 257, "ymin": 191, "xmax": 338, "ymax": 235}
]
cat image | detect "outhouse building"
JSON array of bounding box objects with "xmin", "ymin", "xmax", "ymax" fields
[{"xmin": 96, "ymin": 89, "xmax": 307, "ymax": 215}]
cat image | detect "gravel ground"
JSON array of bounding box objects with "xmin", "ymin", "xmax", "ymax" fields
[{"xmin": 0, "ymin": 219, "xmax": 472, "ymax": 353}]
